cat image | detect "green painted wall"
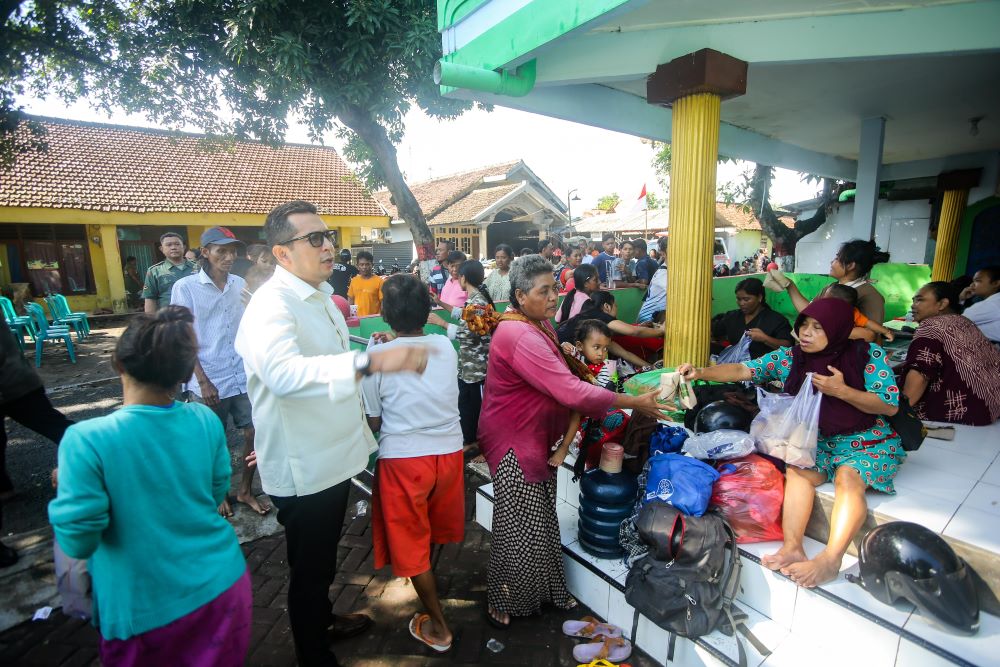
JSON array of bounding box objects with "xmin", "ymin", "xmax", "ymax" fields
[{"xmin": 349, "ymin": 264, "xmax": 930, "ymax": 350}]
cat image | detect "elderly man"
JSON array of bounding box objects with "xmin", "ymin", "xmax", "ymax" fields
[
  {"xmin": 236, "ymin": 200, "xmax": 430, "ymax": 667},
  {"xmin": 142, "ymin": 232, "xmax": 197, "ymax": 313},
  {"xmin": 172, "ymin": 226, "xmax": 269, "ymax": 517}
]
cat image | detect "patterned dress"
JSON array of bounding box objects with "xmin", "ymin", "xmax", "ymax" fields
[
  {"xmin": 896, "ymin": 314, "xmax": 1000, "ymax": 426},
  {"xmin": 743, "ymin": 344, "xmax": 905, "ymax": 494}
]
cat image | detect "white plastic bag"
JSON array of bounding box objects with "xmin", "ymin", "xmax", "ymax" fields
[
  {"xmin": 682, "ymin": 429, "xmax": 756, "ymax": 460},
  {"xmin": 750, "ymin": 373, "xmax": 821, "ymax": 468},
  {"xmin": 717, "ymin": 332, "xmax": 752, "ymax": 365},
  {"xmin": 53, "ymin": 540, "xmax": 92, "ymax": 620}
]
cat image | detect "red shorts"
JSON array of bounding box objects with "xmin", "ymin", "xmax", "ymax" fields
[{"xmin": 371, "ymin": 451, "xmax": 465, "ymax": 578}]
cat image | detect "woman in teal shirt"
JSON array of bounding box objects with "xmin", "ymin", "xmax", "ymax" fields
[{"xmin": 49, "ymin": 307, "xmax": 249, "ymax": 666}]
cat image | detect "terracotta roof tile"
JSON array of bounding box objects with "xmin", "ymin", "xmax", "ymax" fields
[
  {"xmin": 374, "ymin": 160, "xmax": 522, "ymax": 220},
  {"xmin": 0, "ymin": 116, "xmax": 385, "ymax": 217},
  {"xmin": 715, "ymin": 203, "xmax": 795, "ymax": 230},
  {"xmin": 429, "ymin": 183, "xmax": 522, "ymax": 225}
]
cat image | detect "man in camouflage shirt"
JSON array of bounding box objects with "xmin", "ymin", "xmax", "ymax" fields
[{"xmin": 142, "ymin": 232, "xmax": 198, "ymax": 313}]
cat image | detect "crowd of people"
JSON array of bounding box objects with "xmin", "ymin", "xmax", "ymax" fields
[{"xmin": 2, "ymin": 202, "xmax": 999, "ymax": 665}]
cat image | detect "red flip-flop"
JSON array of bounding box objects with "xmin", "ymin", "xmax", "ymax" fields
[{"xmin": 408, "ymin": 613, "xmax": 452, "ymax": 653}]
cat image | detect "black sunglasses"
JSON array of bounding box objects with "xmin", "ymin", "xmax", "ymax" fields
[{"xmin": 278, "ymin": 230, "xmax": 337, "ymax": 248}]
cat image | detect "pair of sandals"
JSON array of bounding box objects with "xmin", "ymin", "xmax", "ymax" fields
[{"xmin": 563, "ymin": 616, "xmax": 633, "ymax": 663}]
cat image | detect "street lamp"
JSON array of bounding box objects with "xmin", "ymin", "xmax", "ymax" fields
[{"xmin": 567, "ymin": 188, "xmax": 582, "ymax": 228}]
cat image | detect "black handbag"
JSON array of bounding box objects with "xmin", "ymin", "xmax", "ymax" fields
[
  {"xmin": 889, "ymin": 394, "xmax": 926, "ymax": 451},
  {"xmin": 635, "ymin": 501, "xmax": 727, "ymax": 572}
]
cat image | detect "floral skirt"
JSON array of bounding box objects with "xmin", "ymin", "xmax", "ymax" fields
[
  {"xmin": 815, "ymin": 417, "xmax": 905, "ymax": 494},
  {"xmin": 487, "ymin": 450, "xmax": 575, "ymax": 616}
]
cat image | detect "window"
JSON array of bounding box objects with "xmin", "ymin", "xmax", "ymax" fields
[{"xmin": 18, "ymin": 225, "xmax": 94, "ymax": 295}]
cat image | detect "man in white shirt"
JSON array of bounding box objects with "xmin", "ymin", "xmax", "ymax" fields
[
  {"xmin": 172, "ymin": 226, "xmax": 269, "ymax": 517},
  {"xmin": 235, "ymin": 200, "xmax": 430, "ymax": 667},
  {"xmin": 962, "ymin": 266, "xmax": 1000, "ymax": 342}
]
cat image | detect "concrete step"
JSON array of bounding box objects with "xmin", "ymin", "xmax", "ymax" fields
[{"xmin": 478, "ymin": 472, "xmax": 1000, "ymax": 667}]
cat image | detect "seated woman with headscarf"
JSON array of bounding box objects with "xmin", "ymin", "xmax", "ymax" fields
[
  {"xmin": 679, "ymin": 298, "xmax": 902, "ymax": 588},
  {"xmin": 898, "ymin": 282, "xmax": 1000, "ymax": 426}
]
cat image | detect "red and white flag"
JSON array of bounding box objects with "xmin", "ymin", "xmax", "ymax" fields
[{"xmin": 629, "ymin": 184, "xmax": 648, "ymax": 214}]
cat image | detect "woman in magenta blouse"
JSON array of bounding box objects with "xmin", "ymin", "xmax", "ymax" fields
[{"xmin": 478, "ymin": 255, "xmax": 665, "ymax": 627}]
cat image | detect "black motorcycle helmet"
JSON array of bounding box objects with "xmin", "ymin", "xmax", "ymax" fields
[
  {"xmin": 691, "ymin": 400, "xmax": 752, "ymax": 434},
  {"xmin": 849, "ymin": 522, "xmax": 979, "ymax": 635}
]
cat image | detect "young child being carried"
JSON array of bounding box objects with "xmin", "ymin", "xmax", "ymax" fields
[
  {"xmin": 775, "ymin": 270, "xmax": 894, "ymax": 342},
  {"xmin": 551, "ymin": 319, "xmax": 618, "ymax": 467}
]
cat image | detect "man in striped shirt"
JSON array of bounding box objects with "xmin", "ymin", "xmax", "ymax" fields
[{"xmin": 171, "ymin": 226, "xmax": 270, "ymax": 518}]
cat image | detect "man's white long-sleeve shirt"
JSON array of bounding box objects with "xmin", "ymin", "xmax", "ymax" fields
[{"xmin": 235, "ymin": 265, "xmax": 375, "ymax": 497}]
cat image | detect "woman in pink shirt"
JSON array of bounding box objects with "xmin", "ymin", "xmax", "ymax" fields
[
  {"xmin": 555, "ymin": 264, "xmax": 599, "ymax": 323},
  {"xmin": 479, "ymin": 255, "xmax": 665, "ymax": 628}
]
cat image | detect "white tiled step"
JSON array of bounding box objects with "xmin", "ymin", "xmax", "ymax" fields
[{"xmin": 476, "ymin": 482, "xmax": 999, "ymax": 666}]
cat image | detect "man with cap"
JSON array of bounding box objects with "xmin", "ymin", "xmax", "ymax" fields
[
  {"xmin": 142, "ymin": 232, "xmax": 197, "ymax": 313},
  {"xmin": 171, "ymin": 226, "xmax": 269, "ymax": 517},
  {"xmin": 327, "ymin": 248, "xmax": 359, "ymax": 299}
]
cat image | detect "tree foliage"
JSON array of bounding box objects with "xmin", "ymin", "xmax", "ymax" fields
[
  {"xmin": 647, "ymin": 139, "xmax": 833, "ymax": 254},
  {"xmin": 645, "ymin": 191, "xmax": 663, "ymax": 210},
  {"xmin": 596, "ymin": 193, "xmax": 621, "ymax": 212},
  {"xmin": 2, "ymin": 0, "xmax": 481, "ymax": 249}
]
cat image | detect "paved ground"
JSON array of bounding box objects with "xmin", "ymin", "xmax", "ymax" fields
[
  {"xmin": 3, "ymin": 321, "xmax": 657, "ymax": 666},
  {"xmin": 0, "ymin": 468, "xmax": 657, "ymax": 666}
]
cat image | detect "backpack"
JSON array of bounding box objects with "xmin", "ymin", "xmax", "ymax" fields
[{"xmin": 624, "ymin": 506, "xmax": 770, "ymax": 667}]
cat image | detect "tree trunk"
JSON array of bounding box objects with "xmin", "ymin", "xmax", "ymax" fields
[
  {"xmin": 750, "ymin": 163, "xmax": 829, "ymax": 257},
  {"xmin": 338, "ymin": 104, "xmax": 436, "ymax": 260}
]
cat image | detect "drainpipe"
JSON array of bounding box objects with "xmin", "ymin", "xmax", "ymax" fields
[{"xmin": 434, "ymin": 59, "xmax": 536, "ymax": 97}]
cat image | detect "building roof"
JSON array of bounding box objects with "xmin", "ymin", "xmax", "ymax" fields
[
  {"xmin": 373, "ymin": 160, "xmax": 523, "ymax": 222},
  {"xmin": 0, "ymin": 116, "xmax": 386, "ymax": 217},
  {"xmin": 573, "ymin": 203, "xmax": 795, "ymax": 234},
  {"xmin": 430, "ymin": 183, "xmax": 522, "ymax": 225}
]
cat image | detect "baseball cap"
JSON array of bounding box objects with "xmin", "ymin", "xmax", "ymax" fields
[{"xmin": 200, "ymin": 226, "xmax": 244, "ymax": 247}]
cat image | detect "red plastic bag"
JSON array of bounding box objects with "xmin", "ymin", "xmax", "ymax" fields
[{"xmin": 709, "ymin": 454, "xmax": 784, "ymax": 543}]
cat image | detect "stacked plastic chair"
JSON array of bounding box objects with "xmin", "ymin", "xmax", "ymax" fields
[
  {"xmin": 24, "ymin": 302, "xmax": 77, "ymax": 367},
  {"xmin": 43, "ymin": 295, "xmax": 88, "ymax": 341},
  {"xmin": 0, "ymin": 296, "xmax": 35, "ymax": 351}
]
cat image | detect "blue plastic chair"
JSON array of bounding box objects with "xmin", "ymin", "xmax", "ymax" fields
[
  {"xmin": 44, "ymin": 296, "xmax": 87, "ymax": 341},
  {"xmin": 0, "ymin": 296, "xmax": 36, "ymax": 345},
  {"xmin": 24, "ymin": 302, "xmax": 77, "ymax": 367},
  {"xmin": 53, "ymin": 294, "xmax": 91, "ymax": 336}
]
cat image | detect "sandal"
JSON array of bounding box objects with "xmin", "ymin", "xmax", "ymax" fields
[
  {"xmin": 562, "ymin": 616, "xmax": 623, "ymax": 639},
  {"xmin": 408, "ymin": 613, "xmax": 451, "ymax": 653},
  {"xmin": 572, "ymin": 635, "xmax": 633, "ymax": 663}
]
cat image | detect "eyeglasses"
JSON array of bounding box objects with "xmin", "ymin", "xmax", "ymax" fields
[{"xmin": 277, "ymin": 230, "xmax": 337, "ymax": 248}]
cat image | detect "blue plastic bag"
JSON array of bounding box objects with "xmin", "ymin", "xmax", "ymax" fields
[
  {"xmin": 649, "ymin": 424, "xmax": 689, "ymax": 457},
  {"xmin": 716, "ymin": 332, "xmax": 752, "ymax": 365},
  {"xmin": 643, "ymin": 453, "xmax": 721, "ymax": 517}
]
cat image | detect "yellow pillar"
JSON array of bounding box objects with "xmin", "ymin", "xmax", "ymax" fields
[
  {"xmin": 186, "ymin": 225, "xmax": 207, "ymax": 250},
  {"xmin": 100, "ymin": 224, "xmax": 128, "ymax": 313},
  {"xmin": 931, "ymin": 189, "xmax": 968, "ymax": 281},
  {"xmin": 664, "ymin": 93, "xmax": 721, "ymax": 367}
]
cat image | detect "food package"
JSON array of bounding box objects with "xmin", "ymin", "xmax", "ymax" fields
[
  {"xmin": 762, "ymin": 269, "xmax": 792, "ymax": 292},
  {"xmin": 659, "ymin": 371, "xmax": 697, "ymax": 411},
  {"xmin": 749, "ymin": 373, "xmax": 821, "ymax": 468}
]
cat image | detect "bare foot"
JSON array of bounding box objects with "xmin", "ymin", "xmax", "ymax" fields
[
  {"xmin": 761, "ymin": 544, "xmax": 808, "ymax": 572},
  {"xmin": 217, "ymin": 498, "xmax": 234, "ymax": 518},
  {"xmin": 237, "ymin": 492, "xmax": 271, "ymax": 515},
  {"xmin": 782, "ymin": 552, "xmax": 842, "ymax": 588},
  {"xmin": 417, "ymin": 614, "xmax": 453, "ymax": 647},
  {"xmin": 487, "ymin": 606, "xmax": 510, "ymax": 627}
]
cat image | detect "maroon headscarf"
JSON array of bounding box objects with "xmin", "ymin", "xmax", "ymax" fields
[{"xmin": 785, "ymin": 298, "xmax": 876, "ymax": 436}]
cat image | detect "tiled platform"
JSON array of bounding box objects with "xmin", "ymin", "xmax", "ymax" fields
[{"xmin": 476, "ymin": 419, "xmax": 1000, "ymax": 667}]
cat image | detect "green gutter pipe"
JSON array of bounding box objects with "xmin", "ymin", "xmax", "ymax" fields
[{"xmin": 433, "ymin": 59, "xmax": 537, "ymax": 97}]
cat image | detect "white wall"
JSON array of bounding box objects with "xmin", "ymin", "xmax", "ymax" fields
[
  {"xmin": 728, "ymin": 231, "xmax": 763, "ymax": 263},
  {"xmin": 794, "ymin": 199, "xmax": 931, "ymax": 273}
]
